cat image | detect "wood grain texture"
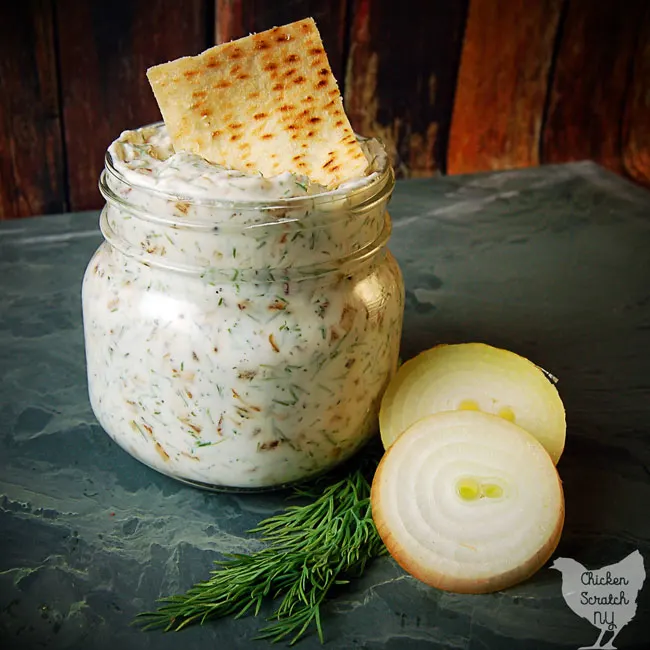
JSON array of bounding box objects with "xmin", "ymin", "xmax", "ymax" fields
[
  {"xmin": 542, "ymin": 0, "xmax": 646, "ymax": 173},
  {"xmin": 55, "ymin": 0, "xmax": 207, "ymax": 211},
  {"xmin": 345, "ymin": 0, "xmax": 467, "ymax": 178},
  {"xmin": 622, "ymin": 6, "xmax": 650, "ymax": 187},
  {"xmin": 0, "ymin": 2, "xmax": 66, "ymax": 219},
  {"xmin": 215, "ymin": 0, "xmax": 347, "ymax": 83},
  {"xmin": 447, "ymin": 0, "xmax": 562, "ymax": 175}
]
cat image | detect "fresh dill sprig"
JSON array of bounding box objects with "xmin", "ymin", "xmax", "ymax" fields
[{"xmin": 135, "ymin": 446, "xmax": 385, "ymax": 645}]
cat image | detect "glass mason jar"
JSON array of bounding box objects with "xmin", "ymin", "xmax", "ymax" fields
[{"xmin": 82, "ymin": 140, "xmax": 404, "ymax": 491}]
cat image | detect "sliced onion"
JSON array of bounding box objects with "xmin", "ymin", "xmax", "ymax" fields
[
  {"xmin": 379, "ymin": 343, "xmax": 566, "ymax": 464},
  {"xmin": 371, "ymin": 410, "xmax": 565, "ymax": 594}
]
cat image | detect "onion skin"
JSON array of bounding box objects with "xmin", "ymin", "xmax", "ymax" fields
[{"xmin": 371, "ymin": 411, "xmax": 565, "ymax": 594}]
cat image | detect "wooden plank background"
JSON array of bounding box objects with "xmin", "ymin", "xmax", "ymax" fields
[
  {"xmin": 622, "ymin": 4, "xmax": 650, "ymax": 187},
  {"xmin": 345, "ymin": 0, "xmax": 467, "ymax": 177},
  {"xmin": 215, "ymin": 0, "xmax": 348, "ymax": 82},
  {"xmin": 447, "ymin": 0, "xmax": 563, "ymax": 174},
  {"xmin": 1, "ymin": 0, "xmax": 649, "ymax": 219},
  {"xmin": 541, "ymin": 0, "xmax": 647, "ymax": 173},
  {"xmin": 0, "ymin": 2, "xmax": 66, "ymax": 219},
  {"xmin": 55, "ymin": 0, "xmax": 207, "ymax": 211}
]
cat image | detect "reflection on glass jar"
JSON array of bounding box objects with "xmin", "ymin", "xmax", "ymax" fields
[{"xmin": 82, "ymin": 128, "xmax": 404, "ymax": 490}]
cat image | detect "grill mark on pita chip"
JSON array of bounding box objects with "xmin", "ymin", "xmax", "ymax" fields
[{"xmin": 146, "ymin": 17, "xmax": 368, "ymax": 186}]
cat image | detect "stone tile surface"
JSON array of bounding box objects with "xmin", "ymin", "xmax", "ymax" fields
[{"xmin": 1, "ymin": 162, "xmax": 649, "ymax": 649}]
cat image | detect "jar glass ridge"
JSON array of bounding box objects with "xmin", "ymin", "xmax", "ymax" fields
[{"xmin": 82, "ymin": 133, "xmax": 404, "ymax": 490}]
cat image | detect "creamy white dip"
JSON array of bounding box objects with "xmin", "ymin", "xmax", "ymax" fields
[
  {"xmin": 83, "ymin": 123, "xmax": 403, "ymax": 489},
  {"xmin": 108, "ymin": 123, "xmax": 386, "ymax": 201}
]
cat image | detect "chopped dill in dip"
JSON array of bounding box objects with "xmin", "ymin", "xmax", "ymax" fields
[
  {"xmin": 82, "ymin": 122, "xmax": 403, "ymax": 490},
  {"xmin": 109, "ymin": 123, "xmax": 385, "ymax": 202}
]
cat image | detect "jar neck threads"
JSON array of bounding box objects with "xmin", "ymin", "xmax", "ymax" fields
[{"xmin": 98, "ymin": 155, "xmax": 395, "ymax": 279}]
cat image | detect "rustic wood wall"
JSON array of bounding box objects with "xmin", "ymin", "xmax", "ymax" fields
[{"xmin": 1, "ymin": 0, "xmax": 649, "ymax": 219}]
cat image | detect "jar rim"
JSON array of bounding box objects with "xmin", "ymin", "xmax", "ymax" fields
[{"xmin": 103, "ymin": 121, "xmax": 393, "ymax": 211}]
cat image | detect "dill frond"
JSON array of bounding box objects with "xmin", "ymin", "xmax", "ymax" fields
[{"xmin": 135, "ymin": 447, "xmax": 385, "ymax": 645}]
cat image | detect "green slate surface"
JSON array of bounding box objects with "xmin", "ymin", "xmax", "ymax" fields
[{"xmin": 1, "ymin": 162, "xmax": 649, "ymax": 649}]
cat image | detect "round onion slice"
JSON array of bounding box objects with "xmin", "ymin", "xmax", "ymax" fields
[
  {"xmin": 371, "ymin": 410, "xmax": 565, "ymax": 594},
  {"xmin": 379, "ymin": 343, "xmax": 566, "ymax": 463}
]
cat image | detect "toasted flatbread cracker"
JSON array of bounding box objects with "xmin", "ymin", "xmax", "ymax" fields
[{"xmin": 146, "ymin": 17, "xmax": 367, "ymax": 187}]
